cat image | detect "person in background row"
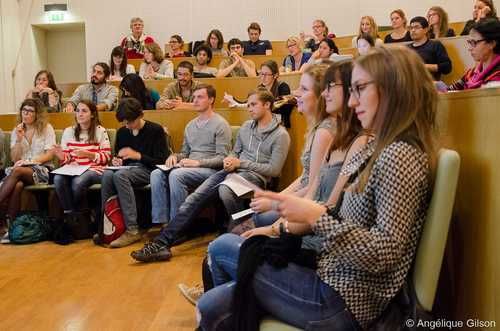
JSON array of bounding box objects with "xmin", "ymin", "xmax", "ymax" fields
[
  {"xmin": 166, "ymin": 35, "xmax": 191, "ymax": 58},
  {"xmin": 449, "ymin": 18, "xmax": 500, "ymax": 90},
  {"xmin": 193, "ymin": 45, "xmax": 218, "ymax": 77},
  {"xmin": 52, "ymin": 101, "xmax": 111, "ymax": 226},
  {"xmin": 120, "ymin": 17, "xmax": 155, "ymax": 59},
  {"xmin": 65, "ymin": 63, "xmax": 119, "ymax": 112},
  {"xmin": 205, "ymin": 29, "xmax": 228, "ymax": 56},
  {"xmin": 351, "ymin": 16, "xmax": 384, "ymax": 48},
  {"xmin": 427, "ymin": 6, "xmax": 456, "ymax": 39},
  {"xmin": 243, "ymin": 22, "xmax": 273, "ymax": 55},
  {"xmin": 461, "ymin": 0, "xmax": 498, "ymax": 35},
  {"xmin": 139, "ymin": 42, "xmax": 174, "ymax": 80},
  {"xmin": 156, "ymin": 61, "xmax": 202, "ymax": 110},
  {"xmin": 109, "ymin": 46, "xmax": 136, "ymax": 81},
  {"xmin": 217, "ymin": 39, "xmax": 257, "ymax": 78},
  {"xmin": 356, "ymin": 33, "xmax": 376, "ymax": 56},
  {"xmin": 25, "ymin": 70, "xmax": 62, "ymax": 112},
  {"xmin": 100, "ymin": 98, "xmax": 168, "ymax": 248},
  {"xmin": 303, "ymin": 39, "xmax": 348, "ymax": 70},
  {"xmin": 281, "ymin": 36, "xmax": 312, "ymax": 72},
  {"xmin": 408, "ymin": 16, "xmax": 452, "ymax": 81},
  {"xmin": 300, "ymin": 19, "xmax": 329, "ymax": 52},
  {"xmin": 119, "ymin": 73, "xmax": 159, "ymax": 110},
  {"xmin": 0, "ymin": 99, "xmax": 56, "ymax": 242},
  {"xmin": 384, "ymin": 9, "xmax": 412, "ymax": 43}
]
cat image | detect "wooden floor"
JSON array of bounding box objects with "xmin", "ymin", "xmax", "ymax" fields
[{"xmin": 0, "ymin": 230, "xmax": 213, "ymax": 331}]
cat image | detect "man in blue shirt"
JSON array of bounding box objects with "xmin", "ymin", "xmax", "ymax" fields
[{"xmin": 243, "ymin": 22, "xmax": 273, "ymax": 55}]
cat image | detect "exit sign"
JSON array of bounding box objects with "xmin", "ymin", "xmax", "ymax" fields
[{"xmin": 49, "ymin": 12, "xmax": 65, "ymax": 22}]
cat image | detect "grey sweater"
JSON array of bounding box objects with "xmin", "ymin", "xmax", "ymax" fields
[
  {"xmin": 232, "ymin": 115, "xmax": 290, "ymax": 183},
  {"xmin": 176, "ymin": 113, "xmax": 232, "ymax": 169}
]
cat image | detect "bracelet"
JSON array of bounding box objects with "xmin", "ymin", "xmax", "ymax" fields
[
  {"xmin": 284, "ymin": 220, "xmax": 290, "ymax": 233},
  {"xmin": 271, "ymin": 223, "xmax": 279, "ymax": 237}
]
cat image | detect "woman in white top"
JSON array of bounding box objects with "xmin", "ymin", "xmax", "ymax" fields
[
  {"xmin": 139, "ymin": 42, "xmax": 173, "ymax": 79},
  {"xmin": 351, "ymin": 16, "xmax": 384, "ymax": 48},
  {"xmin": 109, "ymin": 46, "xmax": 136, "ymax": 81},
  {"xmin": 0, "ymin": 98, "xmax": 56, "ymax": 223}
]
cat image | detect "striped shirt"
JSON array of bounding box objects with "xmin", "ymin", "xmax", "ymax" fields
[{"xmin": 60, "ymin": 125, "xmax": 111, "ymax": 174}]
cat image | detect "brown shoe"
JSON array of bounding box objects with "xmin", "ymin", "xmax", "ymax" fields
[
  {"xmin": 109, "ymin": 231, "xmax": 141, "ymax": 248},
  {"xmin": 177, "ymin": 283, "xmax": 204, "ymax": 306}
]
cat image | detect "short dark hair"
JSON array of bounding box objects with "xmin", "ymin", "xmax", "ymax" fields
[
  {"xmin": 194, "ymin": 44, "xmax": 213, "ymax": 64},
  {"xmin": 227, "ymin": 38, "xmax": 243, "ymax": 50},
  {"xmin": 193, "ymin": 83, "xmax": 216, "ymax": 105},
  {"xmin": 247, "ymin": 22, "xmax": 262, "ymax": 33},
  {"xmin": 177, "ymin": 61, "xmax": 194, "ymax": 74},
  {"xmin": 410, "ymin": 16, "xmax": 429, "ymax": 29},
  {"xmin": 116, "ymin": 97, "xmax": 143, "ymax": 122},
  {"xmin": 94, "ymin": 62, "xmax": 111, "ymax": 78},
  {"xmin": 472, "ymin": 18, "xmax": 500, "ymax": 54},
  {"xmin": 248, "ymin": 89, "xmax": 274, "ymax": 109},
  {"xmin": 170, "ymin": 34, "xmax": 184, "ymax": 44},
  {"xmin": 319, "ymin": 38, "xmax": 339, "ymax": 54}
]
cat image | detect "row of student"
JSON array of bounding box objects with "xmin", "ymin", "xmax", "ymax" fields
[{"xmin": 28, "ymin": 17, "xmax": 499, "ymax": 119}]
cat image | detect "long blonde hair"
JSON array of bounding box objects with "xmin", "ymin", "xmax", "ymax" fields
[
  {"xmin": 358, "ymin": 16, "xmax": 379, "ymax": 41},
  {"xmin": 17, "ymin": 98, "xmax": 49, "ymax": 135},
  {"xmin": 302, "ymin": 64, "xmax": 330, "ymax": 135},
  {"xmin": 354, "ymin": 46, "xmax": 438, "ymax": 191},
  {"xmin": 428, "ymin": 6, "xmax": 450, "ymax": 38}
]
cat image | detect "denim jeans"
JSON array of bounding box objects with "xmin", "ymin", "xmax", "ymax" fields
[
  {"xmin": 100, "ymin": 166, "xmax": 151, "ymax": 233},
  {"xmin": 197, "ymin": 233, "xmax": 360, "ymax": 331},
  {"xmin": 253, "ymin": 210, "xmax": 280, "ymax": 227},
  {"xmin": 155, "ymin": 170, "xmax": 264, "ymax": 247},
  {"xmin": 150, "ymin": 167, "xmax": 216, "ymax": 224},
  {"xmin": 54, "ymin": 170, "xmax": 102, "ymax": 212}
]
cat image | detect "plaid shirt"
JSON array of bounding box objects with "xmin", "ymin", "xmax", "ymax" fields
[{"xmin": 313, "ymin": 139, "xmax": 430, "ymax": 328}]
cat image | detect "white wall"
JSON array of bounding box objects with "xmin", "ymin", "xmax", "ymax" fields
[
  {"xmin": 47, "ymin": 30, "xmax": 87, "ymax": 83},
  {"xmin": 0, "ymin": 0, "xmax": 476, "ymax": 113}
]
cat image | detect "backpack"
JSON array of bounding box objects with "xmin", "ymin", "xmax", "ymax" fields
[
  {"xmin": 98, "ymin": 195, "xmax": 125, "ymax": 244},
  {"xmin": 9, "ymin": 212, "xmax": 53, "ymax": 244}
]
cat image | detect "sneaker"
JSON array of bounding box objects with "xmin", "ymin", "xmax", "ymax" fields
[
  {"xmin": 178, "ymin": 283, "xmax": 204, "ymax": 306},
  {"xmin": 109, "ymin": 231, "xmax": 141, "ymax": 248},
  {"xmin": 130, "ymin": 241, "xmax": 172, "ymax": 262},
  {"xmin": 0, "ymin": 231, "xmax": 10, "ymax": 244}
]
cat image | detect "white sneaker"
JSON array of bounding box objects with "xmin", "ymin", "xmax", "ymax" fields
[
  {"xmin": 178, "ymin": 283, "xmax": 204, "ymax": 306},
  {"xmin": 1, "ymin": 231, "xmax": 10, "ymax": 244}
]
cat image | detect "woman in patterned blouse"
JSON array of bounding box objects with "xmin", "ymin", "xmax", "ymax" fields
[{"xmin": 196, "ymin": 46, "xmax": 438, "ymax": 331}]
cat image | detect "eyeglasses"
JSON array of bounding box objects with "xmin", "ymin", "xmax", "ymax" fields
[
  {"xmin": 21, "ymin": 107, "xmax": 35, "ymax": 114},
  {"xmin": 466, "ymin": 39, "xmax": 486, "ymax": 47},
  {"xmin": 230, "ymin": 45, "xmax": 242, "ymax": 51},
  {"xmin": 349, "ymin": 81, "xmax": 374, "ymax": 99},
  {"xmin": 287, "ymin": 43, "xmax": 297, "ymax": 48},
  {"xmin": 258, "ymin": 72, "xmax": 274, "ymax": 77},
  {"xmin": 409, "ymin": 25, "xmax": 423, "ymax": 31},
  {"xmin": 326, "ymin": 82, "xmax": 342, "ymax": 93}
]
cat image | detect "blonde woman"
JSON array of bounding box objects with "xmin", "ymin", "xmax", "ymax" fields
[
  {"xmin": 384, "ymin": 9, "xmax": 412, "ymax": 43},
  {"xmin": 427, "ymin": 6, "xmax": 456, "ymax": 39},
  {"xmin": 139, "ymin": 42, "xmax": 173, "ymax": 79},
  {"xmin": 351, "ymin": 16, "xmax": 384, "ymax": 48},
  {"xmin": 281, "ymin": 36, "xmax": 312, "ymax": 72}
]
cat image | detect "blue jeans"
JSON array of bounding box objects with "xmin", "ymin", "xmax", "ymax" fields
[
  {"xmin": 155, "ymin": 170, "xmax": 264, "ymax": 246},
  {"xmin": 150, "ymin": 167, "xmax": 216, "ymax": 224},
  {"xmin": 253, "ymin": 210, "xmax": 280, "ymax": 227},
  {"xmin": 197, "ymin": 233, "xmax": 360, "ymax": 331},
  {"xmin": 54, "ymin": 171, "xmax": 102, "ymax": 212}
]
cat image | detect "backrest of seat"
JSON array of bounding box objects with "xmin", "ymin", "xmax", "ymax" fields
[
  {"xmin": 412, "ymin": 149, "xmax": 460, "ymax": 312},
  {"xmin": 106, "ymin": 128, "xmax": 117, "ymax": 155}
]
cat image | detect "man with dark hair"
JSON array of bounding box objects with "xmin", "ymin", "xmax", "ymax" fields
[
  {"xmin": 131, "ymin": 89, "xmax": 290, "ymax": 262},
  {"xmin": 65, "ymin": 62, "xmax": 118, "ymax": 112},
  {"xmin": 101, "ymin": 97, "xmax": 168, "ymax": 248},
  {"xmin": 243, "ymin": 22, "xmax": 273, "ymax": 55},
  {"xmin": 216, "ymin": 39, "xmax": 257, "ymax": 78},
  {"xmin": 150, "ymin": 83, "xmax": 232, "ymax": 226},
  {"xmin": 408, "ymin": 16, "xmax": 452, "ymax": 81},
  {"xmin": 156, "ymin": 61, "xmax": 202, "ymax": 109}
]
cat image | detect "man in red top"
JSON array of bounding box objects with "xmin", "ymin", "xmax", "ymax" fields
[{"xmin": 120, "ymin": 17, "xmax": 155, "ymax": 59}]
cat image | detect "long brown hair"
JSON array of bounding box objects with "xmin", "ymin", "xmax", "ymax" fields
[
  {"xmin": 354, "ymin": 46, "xmax": 438, "ymax": 191},
  {"xmin": 322, "ymin": 60, "xmax": 362, "ymax": 152},
  {"xmin": 144, "ymin": 42, "xmax": 164, "ymax": 63},
  {"xmin": 17, "ymin": 98, "xmax": 48, "ymax": 135},
  {"xmin": 428, "ymin": 6, "xmax": 450, "ymax": 38},
  {"xmin": 74, "ymin": 100, "xmax": 100, "ymax": 143}
]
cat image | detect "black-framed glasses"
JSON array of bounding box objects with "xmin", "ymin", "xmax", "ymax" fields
[
  {"xmin": 258, "ymin": 72, "xmax": 274, "ymax": 77},
  {"xmin": 21, "ymin": 107, "xmax": 35, "ymax": 114},
  {"xmin": 326, "ymin": 82, "xmax": 342, "ymax": 93},
  {"xmin": 349, "ymin": 81, "xmax": 374, "ymax": 99},
  {"xmin": 466, "ymin": 39, "xmax": 486, "ymax": 48}
]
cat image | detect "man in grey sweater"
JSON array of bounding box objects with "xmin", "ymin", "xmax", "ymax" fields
[
  {"xmin": 131, "ymin": 89, "xmax": 291, "ymax": 262},
  {"xmin": 150, "ymin": 84, "xmax": 232, "ymax": 224}
]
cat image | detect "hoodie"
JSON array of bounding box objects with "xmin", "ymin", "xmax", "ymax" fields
[{"xmin": 231, "ymin": 114, "xmax": 291, "ymax": 183}]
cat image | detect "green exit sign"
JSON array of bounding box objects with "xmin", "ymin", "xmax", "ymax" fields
[{"xmin": 49, "ymin": 12, "xmax": 65, "ymax": 22}]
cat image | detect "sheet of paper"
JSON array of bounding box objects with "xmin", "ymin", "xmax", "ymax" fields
[
  {"xmin": 220, "ymin": 173, "xmax": 262, "ymax": 197},
  {"xmin": 156, "ymin": 164, "xmax": 180, "ymax": 172},
  {"xmin": 51, "ymin": 164, "xmax": 90, "ymax": 176},
  {"xmin": 105, "ymin": 166, "xmax": 139, "ymax": 171},
  {"xmin": 231, "ymin": 208, "xmax": 255, "ymax": 221}
]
